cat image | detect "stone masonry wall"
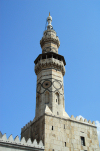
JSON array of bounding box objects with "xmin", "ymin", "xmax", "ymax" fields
[
  {"xmin": 21, "ymin": 115, "xmax": 45, "ymax": 144},
  {"xmin": 21, "ymin": 114, "xmax": 100, "ymax": 151},
  {"xmin": 0, "ymin": 133, "xmax": 44, "ymax": 151},
  {"xmin": 45, "ymin": 114, "xmax": 100, "ymax": 151}
]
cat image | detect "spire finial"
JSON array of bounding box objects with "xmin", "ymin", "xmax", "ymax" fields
[{"xmin": 47, "ymin": 13, "xmax": 53, "ymax": 30}]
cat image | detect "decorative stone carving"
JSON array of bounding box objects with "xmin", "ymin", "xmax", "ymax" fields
[
  {"xmin": 40, "ymin": 29, "xmax": 60, "ymax": 52},
  {"xmin": 35, "ymin": 58, "xmax": 65, "ymax": 76},
  {"xmin": 36, "ymin": 78, "xmax": 63, "ymax": 95}
]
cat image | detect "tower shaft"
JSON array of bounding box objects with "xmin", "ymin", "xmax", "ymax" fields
[{"xmin": 34, "ymin": 15, "xmax": 69, "ymax": 120}]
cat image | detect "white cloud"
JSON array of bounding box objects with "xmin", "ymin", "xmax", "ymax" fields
[
  {"xmin": 76, "ymin": 115, "xmax": 85, "ymax": 121},
  {"xmin": 77, "ymin": 115, "xmax": 100, "ymax": 146}
]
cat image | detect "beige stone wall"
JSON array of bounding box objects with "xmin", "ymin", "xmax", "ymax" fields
[
  {"xmin": 21, "ymin": 114, "xmax": 100, "ymax": 151},
  {"xmin": 42, "ymin": 43, "xmax": 58, "ymax": 54},
  {"xmin": 45, "ymin": 115, "xmax": 100, "ymax": 151},
  {"xmin": 35, "ymin": 67, "xmax": 65, "ymax": 119}
]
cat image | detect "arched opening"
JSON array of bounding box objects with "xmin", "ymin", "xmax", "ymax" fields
[
  {"xmin": 55, "ymin": 92, "xmax": 59, "ymax": 105},
  {"xmin": 45, "ymin": 91, "xmax": 49, "ymax": 104}
]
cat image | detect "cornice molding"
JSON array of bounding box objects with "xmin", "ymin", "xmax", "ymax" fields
[
  {"xmin": 35, "ymin": 58, "xmax": 65, "ymax": 76},
  {"xmin": 40, "ymin": 29, "xmax": 60, "ymax": 48}
]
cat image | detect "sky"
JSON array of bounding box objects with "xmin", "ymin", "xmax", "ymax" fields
[{"xmin": 0, "ymin": 0, "xmax": 100, "ymax": 145}]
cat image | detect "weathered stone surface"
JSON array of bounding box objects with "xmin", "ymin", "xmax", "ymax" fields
[
  {"xmin": 0, "ymin": 134, "xmax": 44, "ymax": 151},
  {"xmin": 21, "ymin": 114, "xmax": 100, "ymax": 151},
  {"xmin": 21, "ymin": 14, "xmax": 100, "ymax": 151}
]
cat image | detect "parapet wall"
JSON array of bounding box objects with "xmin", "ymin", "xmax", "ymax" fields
[
  {"xmin": 0, "ymin": 133, "xmax": 44, "ymax": 151},
  {"xmin": 21, "ymin": 119, "xmax": 34, "ymax": 133},
  {"xmin": 70, "ymin": 115, "xmax": 96, "ymax": 126},
  {"xmin": 21, "ymin": 114, "xmax": 96, "ymax": 133}
]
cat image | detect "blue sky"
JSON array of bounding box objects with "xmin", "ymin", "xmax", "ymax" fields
[{"xmin": 0, "ymin": 0, "xmax": 100, "ymax": 144}]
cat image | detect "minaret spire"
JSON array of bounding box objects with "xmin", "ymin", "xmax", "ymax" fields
[
  {"xmin": 40, "ymin": 14, "xmax": 60, "ymax": 54},
  {"xmin": 47, "ymin": 13, "xmax": 53, "ymax": 30}
]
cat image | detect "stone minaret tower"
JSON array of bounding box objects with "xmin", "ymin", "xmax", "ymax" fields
[
  {"xmin": 21, "ymin": 14, "xmax": 100, "ymax": 151},
  {"xmin": 34, "ymin": 13, "xmax": 69, "ymax": 119}
]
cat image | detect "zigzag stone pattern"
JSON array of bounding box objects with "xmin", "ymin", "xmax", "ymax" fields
[
  {"xmin": 70, "ymin": 115, "xmax": 95, "ymax": 126},
  {"xmin": 0, "ymin": 132, "xmax": 44, "ymax": 151}
]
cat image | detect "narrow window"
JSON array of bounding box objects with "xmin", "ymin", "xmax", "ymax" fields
[
  {"xmin": 52, "ymin": 126, "xmax": 53, "ymax": 130},
  {"xmin": 64, "ymin": 124, "xmax": 65, "ymax": 129},
  {"xmin": 81, "ymin": 137, "xmax": 85, "ymax": 146},
  {"xmin": 52, "ymin": 149, "xmax": 54, "ymax": 151},
  {"xmin": 45, "ymin": 91, "xmax": 49, "ymax": 104},
  {"xmin": 57, "ymin": 112, "xmax": 59, "ymax": 115},
  {"xmin": 65, "ymin": 142, "xmax": 66, "ymax": 147},
  {"xmin": 55, "ymin": 93, "xmax": 59, "ymax": 104}
]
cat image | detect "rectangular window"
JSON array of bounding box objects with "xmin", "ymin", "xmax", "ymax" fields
[
  {"xmin": 65, "ymin": 142, "xmax": 66, "ymax": 147},
  {"xmin": 81, "ymin": 137, "xmax": 85, "ymax": 146}
]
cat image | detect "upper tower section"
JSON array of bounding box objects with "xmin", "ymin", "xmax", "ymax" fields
[{"xmin": 40, "ymin": 13, "xmax": 60, "ymax": 54}]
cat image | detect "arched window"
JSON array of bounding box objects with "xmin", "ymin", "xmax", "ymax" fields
[
  {"xmin": 45, "ymin": 91, "xmax": 49, "ymax": 104},
  {"xmin": 55, "ymin": 92, "xmax": 59, "ymax": 105}
]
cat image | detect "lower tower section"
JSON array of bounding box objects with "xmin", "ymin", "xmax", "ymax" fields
[
  {"xmin": 21, "ymin": 115, "xmax": 45, "ymax": 144},
  {"xmin": 21, "ymin": 114, "xmax": 100, "ymax": 151}
]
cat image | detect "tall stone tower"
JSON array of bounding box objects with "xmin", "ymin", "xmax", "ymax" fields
[
  {"xmin": 34, "ymin": 13, "xmax": 69, "ymax": 119},
  {"xmin": 21, "ymin": 14, "xmax": 100, "ymax": 151}
]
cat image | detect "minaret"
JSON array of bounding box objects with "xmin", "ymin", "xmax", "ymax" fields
[
  {"xmin": 21, "ymin": 14, "xmax": 100, "ymax": 151},
  {"xmin": 34, "ymin": 13, "xmax": 69, "ymax": 119}
]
